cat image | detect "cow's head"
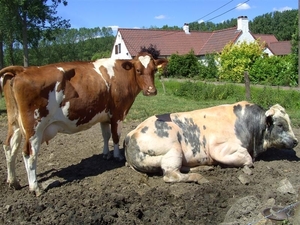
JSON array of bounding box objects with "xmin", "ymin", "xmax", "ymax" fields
[
  {"xmin": 264, "ymin": 104, "xmax": 298, "ymax": 149},
  {"xmin": 122, "ymin": 52, "xmax": 168, "ymax": 96}
]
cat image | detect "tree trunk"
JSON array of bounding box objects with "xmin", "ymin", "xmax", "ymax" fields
[
  {"xmin": 0, "ymin": 31, "xmax": 3, "ymax": 69},
  {"xmin": 22, "ymin": 12, "xmax": 29, "ymax": 67}
]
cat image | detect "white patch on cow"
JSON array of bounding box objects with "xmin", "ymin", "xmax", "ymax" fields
[
  {"xmin": 93, "ymin": 58, "xmax": 116, "ymax": 90},
  {"xmin": 0, "ymin": 77, "xmax": 3, "ymax": 91},
  {"xmin": 57, "ymin": 67, "xmax": 65, "ymax": 72},
  {"xmin": 138, "ymin": 55, "xmax": 151, "ymax": 69}
]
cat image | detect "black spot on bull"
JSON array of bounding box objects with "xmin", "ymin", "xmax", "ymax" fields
[
  {"xmin": 154, "ymin": 119, "xmax": 172, "ymax": 138},
  {"xmin": 141, "ymin": 126, "xmax": 149, "ymax": 133},
  {"xmin": 173, "ymin": 116, "xmax": 201, "ymax": 156},
  {"xmin": 233, "ymin": 103, "xmax": 266, "ymax": 157},
  {"xmin": 156, "ymin": 113, "xmax": 172, "ymax": 122}
]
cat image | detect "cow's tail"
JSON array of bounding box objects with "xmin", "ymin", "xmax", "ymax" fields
[{"xmin": 0, "ymin": 66, "xmax": 24, "ymax": 97}]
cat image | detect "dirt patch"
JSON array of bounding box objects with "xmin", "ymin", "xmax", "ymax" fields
[{"xmin": 0, "ymin": 120, "xmax": 300, "ymax": 225}]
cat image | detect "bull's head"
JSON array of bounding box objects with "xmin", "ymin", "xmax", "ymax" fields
[{"xmin": 264, "ymin": 104, "xmax": 298, "ymax": 149}]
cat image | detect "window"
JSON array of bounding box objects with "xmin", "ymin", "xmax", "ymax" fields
[{"xmin": 115, "ymin": 43, "xmax": 121, "ymax": 54}]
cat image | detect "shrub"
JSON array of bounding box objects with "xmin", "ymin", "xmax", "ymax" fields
[
  {"xmin": 250, "ymin": 55, "xmax": 298, "ymax": 86},
  {"xmin": 166, "ymin": 50, "xmax": 200, "ymax": 78},
  {"xmin": 218, "ymin": 40, "xmax": 264, "ymax": 82}
]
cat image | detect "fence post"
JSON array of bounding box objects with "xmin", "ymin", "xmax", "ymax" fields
[{"xmin": 244, "ymin": 71, "xmax": 251, "ymax": 101}]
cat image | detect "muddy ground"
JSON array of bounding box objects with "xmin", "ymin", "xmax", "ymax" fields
[{"xmin": 1, "ymin": 119, "xmax": 300, "ymax": 225}]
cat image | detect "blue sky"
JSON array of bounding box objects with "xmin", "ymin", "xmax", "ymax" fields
[{"xmin": 56, "ymin": 0, "xmax": 297, "ymax": 32}]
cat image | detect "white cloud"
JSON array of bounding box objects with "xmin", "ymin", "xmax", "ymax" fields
[
  {"xmin": 273, "ymin": 6, "xmax": 292, "ymax": 12},
  {"xmin": 154, "ymin": 15, "xmax": 166, "ymax": 20},
  {"xmin": 236, "ymin": 3, "xmax": 251, "ymax": 10},
  {"xmin": 198, "ymin": 19, "xmax": 205, "ymax": 24},
  {"xmin": 108, "ymin": 25, "xmax": 119, "ymax": 32}
]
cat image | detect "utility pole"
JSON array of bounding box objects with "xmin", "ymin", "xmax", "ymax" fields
[{"xmin": 298, "ymin": 0, "xmax": 300, "ymax": 87}]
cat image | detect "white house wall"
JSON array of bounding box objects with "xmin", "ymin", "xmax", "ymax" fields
[
  {"xmin": 111, "ymin": 31, "xmax": 132, "ymax": 59},
  {"xmin": 234, "ymin": 31, "xmax": 274, "ymax": 56}
]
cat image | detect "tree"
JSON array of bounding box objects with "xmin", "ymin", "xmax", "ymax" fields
[
  {"xmin": 0, "ymin": 0, "xmax": 70, "ymax": 67},
  {"xmin": 250, "ymin": 10, "xmax": 297, "ymax": 41}
]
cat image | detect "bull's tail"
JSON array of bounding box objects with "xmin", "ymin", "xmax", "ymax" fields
[{"xmin": 0, "ymin": 66, "xmax": 25, "ymax": 97}]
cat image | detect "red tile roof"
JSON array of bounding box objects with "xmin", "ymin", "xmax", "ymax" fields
[
  {"xmin": 252, "ymin": 34, "xmax": 278, "ymax": 45},
  {"xmin": 199, "ymin": 27, "xmax": 241, "ymax": 55},
  {"xmin": 119, "ymin": 28, "xmax": 212, "ymax": 57},
  {"xmin": 268, "ymin": 41, "xmax": 292, "ymax": 55},
  {"xmin": 118, "ymin": 27, "xmax": 291, "ymax": 57}
]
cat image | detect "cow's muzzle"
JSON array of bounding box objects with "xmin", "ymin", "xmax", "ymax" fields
[{"xmin": 144, "ymin": 86, "xmax": 157, "ymax": 96}]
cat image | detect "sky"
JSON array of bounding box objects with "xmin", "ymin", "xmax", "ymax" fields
[{"xmin": 56, "ymin": 0, "xmax": 298, "ymax": 33}]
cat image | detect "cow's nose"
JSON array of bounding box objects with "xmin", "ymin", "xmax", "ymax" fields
[{"xmin": 294, "ymin": 139, "xmax": 298, "ymax": 147}]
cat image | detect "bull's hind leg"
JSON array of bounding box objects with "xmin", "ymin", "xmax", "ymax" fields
[
  {"xmin": 3, "ymin": 128, "xmax": 22, "ymax": 189},
  {"xmin": 161, "ymin": 147, "xmax": 209, "ymax": 184}
]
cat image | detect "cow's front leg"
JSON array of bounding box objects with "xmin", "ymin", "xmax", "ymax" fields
[
  {"xmin": 110, "ymin": 120, "xmax": 124, "ymax": 161},
  {"xmin": 23, "ymin": 139, "xmax": 43, "ymax": 196},
  {"xmin": 211, "ymin": 144, "xmax": 253, "ymax": 168},
  {"xmin": 3, "ymin": 128, "xmax": 22, "ymax": 190},
  {"xmin": 100, "ymin": 122, "xmax": 112, "ymax": 159}
]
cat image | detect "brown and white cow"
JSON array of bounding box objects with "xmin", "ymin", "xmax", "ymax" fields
[
  {"xmin": 0, "ymin": 52, "xmax": 167, "ymax": 196},
  {"xmin": 124, "ymin": 101, "xmax": 298, "ymax": 184}
]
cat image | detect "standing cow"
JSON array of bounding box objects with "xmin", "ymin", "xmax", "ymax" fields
[
  {"xmin": 125, "ymin": 101, "xmax": 298, "ymax": 184},
  {"xmin": 0, "ymin": 52, "xmax": 167, "ymax": 196}
]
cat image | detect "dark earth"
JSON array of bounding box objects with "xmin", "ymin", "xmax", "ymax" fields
[{"xmin": 1, "ymin": 118, "xmax": 300, "ymax": 225}]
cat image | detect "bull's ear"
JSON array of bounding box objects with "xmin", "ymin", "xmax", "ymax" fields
[
  {"xmin": 122, "ymin": 61, "xmax": 133, "ymax": 70},
  {"xmin": 265, "ymin": 109, "xmax": 275, "ymax": 127},
  {"xmin": 265, "ymin": 108, "xmax": 275, "ymax": 117}
]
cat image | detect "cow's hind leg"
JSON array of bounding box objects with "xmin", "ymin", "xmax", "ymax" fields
[
  {"xmin": 22, "ymin": 138, "xmax": 43, "ymax": 196},
  {"xmin": 3, "ymin": 128, "xmax": 22, "ymax": 190},
  {"xmin": 161, "ymin": 147, "xmax": 209, "ymax": 184}
]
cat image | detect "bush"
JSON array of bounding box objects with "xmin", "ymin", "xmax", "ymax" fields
[
  {"xmin": 166, "ymin": 50, "xmax": 200, "ymax": 78},
  {"xmin": 198, "ymin": 53, "xmax": 218, "ymax": 80},
  {"xmin": 218, "ymin": 40, "xmax": 264, "ymax": 82},
  {"xmin": 249, "ymin": 55, "xmax": 298, "ymax": 86}
]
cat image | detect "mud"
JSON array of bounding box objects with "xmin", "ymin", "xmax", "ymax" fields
[{"xmin": 0, "ymin": 120, "xmax": 300, "ymax": 225}]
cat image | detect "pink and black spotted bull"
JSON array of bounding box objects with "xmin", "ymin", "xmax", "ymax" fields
[{"xmin": 124, "ymin": 101, "xmax": 298, "ymax": 184}]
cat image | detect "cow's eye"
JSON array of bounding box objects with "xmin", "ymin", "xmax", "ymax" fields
[
  {"xmin": 277, "ymin": 124, "xmax": 283, "ymax": 128},
  {"xmin": 136, "ymin": 69, "xmax": 141, "ymax": 74}
]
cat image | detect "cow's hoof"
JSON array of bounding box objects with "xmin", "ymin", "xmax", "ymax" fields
[
  {"xmin": 33, "ymin": 186, "xmax": 44, "ymax": 197},
  {"xmin": 114, "ymin": 155, "xmax": 125, "ymax": 162},
  {"xmin": 103, "ymin": 152, "xmax": 113, "ymax": 160},
  {"xmin": 8, "ymin": 181, "xmax": 22, "ymax": 190},
  {"xmin": 196, "ymin": 176, "xmax": 209, "ymax": 184}
]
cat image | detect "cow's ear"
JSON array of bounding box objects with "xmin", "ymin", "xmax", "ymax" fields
[
  {"xmin": 122, "ymin": 61, "xmax": 133, "ymax": 70},
  {"xmin": 265, "ymin": 109, "xmax": 275, "ymax": 127},
  {"xmin": 155, "ymin": 58, "xmax": 168, "ymax": 67}
]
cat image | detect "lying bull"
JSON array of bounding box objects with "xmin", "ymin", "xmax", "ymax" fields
[{"xmin": 124, "ymin": 101, "xmax": 298, "ymax": 183}]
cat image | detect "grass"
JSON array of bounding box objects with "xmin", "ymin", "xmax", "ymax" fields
[{"xmin": 1, "ymin": 79, "xmax": 300, "ymax": 128}]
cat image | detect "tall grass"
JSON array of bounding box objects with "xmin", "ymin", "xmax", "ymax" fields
[{"xmin": 127, "ymin": 79, "xmax": 300, "ymax": 127}]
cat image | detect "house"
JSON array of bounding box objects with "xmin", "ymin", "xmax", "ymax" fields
[{"xmin": 111, "ymin": 16, "xmax": 292, "ymax": 59}]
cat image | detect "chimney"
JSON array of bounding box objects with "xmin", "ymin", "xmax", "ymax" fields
[
  {"xmin": 237, "ymin": 16, "xmax": 249, "ymax": 33},
  {"xmin": 183, "ymin": 23, "xmax": 190, "ymax": 34}
]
